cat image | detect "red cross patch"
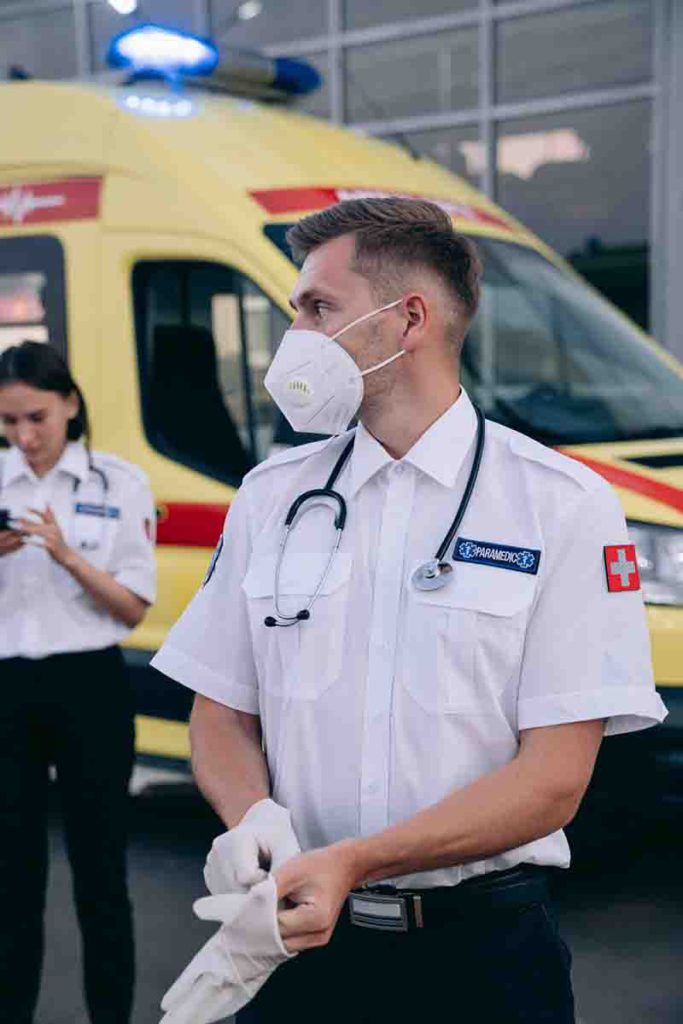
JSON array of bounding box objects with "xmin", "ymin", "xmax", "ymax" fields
[{"xmin": 604, "ymin": 544, "xmax": 640, "ymax": 592}]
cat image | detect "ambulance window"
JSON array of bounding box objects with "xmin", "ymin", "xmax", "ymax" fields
[
  {"xmin": 133, "ymin": 261, "xmax": 287, "ymax": 486},
  {"xmin": 0, "ymin": 236, "xmax": 67, "ymax": 447},
  {"xmin": 462, "ymin": 239, "xmax": 683, "ymax": 444},
  {"xmin": 0, "ymin": 236, "xmax": 66, "ymax": 358}
]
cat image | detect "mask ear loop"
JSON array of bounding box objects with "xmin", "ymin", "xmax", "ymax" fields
[
  {"xmin": 330, "ymin": 298, "xmax": 403, "ymax": 342},
  {"xmin": 360, "ymin": 348, "xmax": 406, "ymax": 378}
]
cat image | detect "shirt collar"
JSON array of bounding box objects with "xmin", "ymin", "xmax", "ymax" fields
[
  {"xmin": 2, "ymin": 441, "xmax": 90, "ymax": 488},
  {"xmin": 349, "ymin": 387, "xmax": 477, "ymax": 497}
]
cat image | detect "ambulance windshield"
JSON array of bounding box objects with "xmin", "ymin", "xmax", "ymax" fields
[{"xmin": 264, "ymin": 225, "xmax": 683, "ymax": 446}]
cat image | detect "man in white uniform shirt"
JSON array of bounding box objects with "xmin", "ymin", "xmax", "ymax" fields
[{"xmin": 153, "ymin": 199, "xmax": 666, "ymax": 1022}]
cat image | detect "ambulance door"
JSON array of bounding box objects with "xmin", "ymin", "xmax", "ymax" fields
[{"xmin": 104, "ymin": 246, "xmax": 292, "ymax": 655}]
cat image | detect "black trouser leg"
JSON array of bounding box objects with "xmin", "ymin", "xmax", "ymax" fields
[
  {"xmin": 0, "ymin": 659, "xmax": 50, "ymax": 1024},
  {"xmin": 238, "ymin": 894, "xmax": 575, "ymax": 1024},
  {"xmin": 51, "ymin": 648, "xmax": 136, "ymax": 1024}
]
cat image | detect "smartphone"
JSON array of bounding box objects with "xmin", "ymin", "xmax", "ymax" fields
[{"xmin": 0, "ymin": 508, "xmax": 16, "ymax": 531}]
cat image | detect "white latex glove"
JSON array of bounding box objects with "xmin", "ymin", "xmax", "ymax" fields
[
  {"xmin": 160, "ymin": 875, "xmax": 294, "ymax": 1024},
  {"xmin": 204, "ymin": 799, "xmax": 300, "ymax": 895}
]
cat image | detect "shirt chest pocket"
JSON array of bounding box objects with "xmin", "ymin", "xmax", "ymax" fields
[
  {"xmin": 242, "ymin": 551, "xmax": 353, "ymax": 700},
  {"xmin": 53, "ymin": 511, "xmax": 119, "ymax": 600},
  {"xmin": 401, "ymin": 567, "xmax": 537, "ymax": 715}
]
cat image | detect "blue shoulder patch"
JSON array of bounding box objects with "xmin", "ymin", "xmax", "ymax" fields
[
  {"xmin": 203, "ymin": 535, "xmax": 224, "ymax": 587},
  {"xmin": 453, "ymin": 536, "xmax": 541, "ymax": 575}
]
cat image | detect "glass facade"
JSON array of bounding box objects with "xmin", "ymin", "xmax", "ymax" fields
[
  {"xmin": 0, "ymin": 1, "xmax": 664, "ymax": 334},
  {"xmin": 495, "ymin": 1, "xmax": 653, "ymax": 104},
  {"xmin": 345, "ymin": 28, "xmax": 479, "ymax": 122}
]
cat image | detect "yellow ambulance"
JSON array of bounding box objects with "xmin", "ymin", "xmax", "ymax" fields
[{"xmin": 0, "ymin": 32, "xmax": 681, "ymax": 804}]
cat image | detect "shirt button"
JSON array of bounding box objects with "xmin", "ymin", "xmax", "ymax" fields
[{"xmin": 392, "ymin": 462, "xmax": 405, "ymax": 475}]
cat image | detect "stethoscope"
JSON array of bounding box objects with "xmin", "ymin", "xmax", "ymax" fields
[{"xmin": 264, "ymin": 405, "xmax": 486, "ymax": 627}]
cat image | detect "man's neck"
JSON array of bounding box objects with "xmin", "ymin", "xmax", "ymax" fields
[{"xmin": 360, "ymin": 375, "xmax": 462, "ymax": 460}]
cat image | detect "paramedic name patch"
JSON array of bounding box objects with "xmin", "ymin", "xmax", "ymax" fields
[
  {"xmin": 74, "ymin": 503, "xmax": 120, "ymax": 519},
  {"xmin": 604, "ymin": 544, "xmax": 641, "ymax": 593},
  {"xmin": 454, "ymin": 537, "xmax": 541, "ymax": 575}
]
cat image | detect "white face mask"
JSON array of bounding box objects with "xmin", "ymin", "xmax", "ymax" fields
[{"xmin": 264, "ymin": 299, "xmax": 404, "ymax": 435}]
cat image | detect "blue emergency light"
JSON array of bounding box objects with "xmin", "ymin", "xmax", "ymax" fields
[
  {"xmin": 270, "ymin": 57, "xmax": 320, "ymax": 95},
  {"xmin": 107, "ymin": 24, "xmax": 219, "ymax": 78},
  {"xmin": 107, "ymin": 22, "xmax": 321, "ymax": 100}
]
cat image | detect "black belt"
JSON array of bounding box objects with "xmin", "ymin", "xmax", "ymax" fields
[{"xmin": 347, "ymin": 864, "xmax": 548, "ymax": 932}]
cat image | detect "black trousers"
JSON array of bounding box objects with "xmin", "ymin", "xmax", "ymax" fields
[
  {"xmin": 238, "ymin": 886, "xmax": 575, "ymax": 1024},
  {"xmin": 0, "ymin": 647, "xmax": 135, "ymax": 1024}
]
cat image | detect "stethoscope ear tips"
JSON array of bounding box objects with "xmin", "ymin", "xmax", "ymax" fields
[
  {"xmin": 296, "ymin": 609, "xmax": 311, "ymax": 621},
  {"xmin": 264, "ymin": 616, "xmax": 277, "ymax": 627}
]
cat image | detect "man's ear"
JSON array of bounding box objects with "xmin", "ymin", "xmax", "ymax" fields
[{"xmin": 400, "ymin": 294, "xmax": 428, "ymax": 351}]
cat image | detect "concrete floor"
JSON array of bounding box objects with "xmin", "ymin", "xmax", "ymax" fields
[{"xmin": 35, "ymin": 773, "xmax": 683, "ymax": 1024}]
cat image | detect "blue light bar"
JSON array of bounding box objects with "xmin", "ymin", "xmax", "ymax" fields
[
  {"xmin": 107, "ymin": 24, "xmax": 219, "ymax": 77},
  {"xmin": 271, "ymin": 57, "xmax": 321, "ymax": 96}
]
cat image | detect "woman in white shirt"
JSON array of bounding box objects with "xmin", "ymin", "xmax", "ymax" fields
[{"xmin": 0, "ymin": 341, "xmax": 157, "ymax": 1024}]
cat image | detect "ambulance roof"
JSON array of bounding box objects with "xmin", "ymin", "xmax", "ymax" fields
[{"xmin": 0, "ymin": 80, "xmax": 544, "ymax": 256}]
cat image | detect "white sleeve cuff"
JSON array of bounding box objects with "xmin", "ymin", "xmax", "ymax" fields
[
  {"xmin": 114, "ymin": 568, "xmax": 156, "ymax": 605},
  {"xmin": 518, "ymin": 686, "xmax": 669, "ymax": 737},
  {"xmin": 151, "ymin": 644, "xmax": 259, "ymax": 714}
]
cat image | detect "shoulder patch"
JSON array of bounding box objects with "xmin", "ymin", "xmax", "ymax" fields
[
  {"xmin": 203, "ymin": 534, "xmax": 224, "ymax": 587},
  {"xmin": 244, "ymin": 433, "xmax": 354, "ymax": 484}
]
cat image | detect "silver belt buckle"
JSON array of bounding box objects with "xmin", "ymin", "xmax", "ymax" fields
[{"xmin": 348, "ymin": 890, "xmax": 423, "ymax": 931}]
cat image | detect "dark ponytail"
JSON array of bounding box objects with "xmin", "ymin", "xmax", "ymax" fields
[{"xmin": 0, "ymin": 341, "xmax": 91, "ymax": 446}]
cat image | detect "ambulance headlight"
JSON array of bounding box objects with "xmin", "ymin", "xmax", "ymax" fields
[{"xmin": 627, "ymin": 521, "xmax": 683, "ymax": 606}]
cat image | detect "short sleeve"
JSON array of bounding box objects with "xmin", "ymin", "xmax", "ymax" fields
[
  {"xmin": 151, "ymin": 484, "xmax": 258, "ymax": 714},
  {"xmin": 109, "ymin": 475, "xmax": 157, "ymax": 604},
  {"xmin": 518, "ymin": 480, "xmax": 668, "ymax": 737}
]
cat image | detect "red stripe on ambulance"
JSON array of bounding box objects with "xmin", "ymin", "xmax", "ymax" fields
[
  {"xmin": 0, "ymin": 177, "xmax": 101, "ymax": 226},
  {"xmin": 156, "ymin": 502, "xmax": 228, "ymax": 548},
  {"xmin": 249, "ymin": 186, "xmax": 511, "ymax": 230},
  {"xmin": 561, "ymin": 452, "xmax": 683, "ymax": 516}
]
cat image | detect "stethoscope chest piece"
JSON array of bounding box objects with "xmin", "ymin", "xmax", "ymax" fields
[{"xmin": 411, "ymin": 559, "xmax": 454, "ymax": 591}]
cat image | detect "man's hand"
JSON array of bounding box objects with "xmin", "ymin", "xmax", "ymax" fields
[{"xmin": 276, "ymin": 841, "xmax": 360, "ymax": 953}]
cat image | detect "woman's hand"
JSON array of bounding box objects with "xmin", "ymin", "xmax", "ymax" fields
[
  {"xmin": 0, "ymin": 527, "xmax": 23, "ymax": 557},
  {"xmin": 18, "ymin": 506, "xmax": 72, "ymax": 566}
]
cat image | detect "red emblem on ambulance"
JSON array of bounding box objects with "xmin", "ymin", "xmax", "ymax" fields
[{"xmin": 603, "ymin": 544, "xmax": 640, "ymax": 592}]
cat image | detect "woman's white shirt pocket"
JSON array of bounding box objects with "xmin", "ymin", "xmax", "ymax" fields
[
  {"xmin": 242, "ymin": 551, "xmax": 353, "ymax": 699},
  {"xmin": 52, "ymin": 512, "xmax": 118, "ymax": 600}
]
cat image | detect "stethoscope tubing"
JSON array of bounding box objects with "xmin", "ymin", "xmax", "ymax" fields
[
  {"xmin": 266, "ymin": 406, "xmax": 486, "ymax": 626},
  {"xmin": 434, "ymin": 404, "xmax": 486, "ymax": 563}
]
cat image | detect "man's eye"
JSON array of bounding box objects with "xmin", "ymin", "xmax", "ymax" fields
[
  {"xmin": 30, "ymin": 414, "xmax": 45, "ymax": 423},
  {"xmin": 313, "ymin": 301, "xmax": 328, "ymax": 315}
]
